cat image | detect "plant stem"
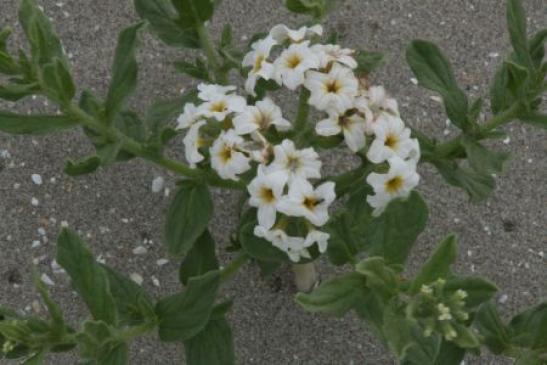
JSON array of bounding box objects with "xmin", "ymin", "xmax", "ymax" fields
[
  {"xmin": 196, "ymin": 22, "xmax": 227, "ymax": 84},
  {"xmin": 292, "ymin": 262, "xmax": 318, "ymax": 292},
  {"xmin": 431, "ymin": 102, "xmax": 523, "ymax": 159},
  {"xmin": 220, "ymin": 253, "xmax": 250, "ymax": 283},
  {"xmin": 118, "ymin": 321, "xmax": 157, "ymax": 342},
  {"xmin": 294, "ymin": 88, "xmax": 311, "ymax": 138}
]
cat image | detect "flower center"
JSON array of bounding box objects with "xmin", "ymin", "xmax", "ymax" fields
[
  {"xmin": 211, "ymin": 101, "xmax": 227, "ymax": 113},
  {"xmin": 303, "ymin": 196, "xmax": 319, "ymax": 210},
  {"xmin": 260, "ymin": 187, "xmax": 275, "ymax": 203},
  {"xmin": 286, "ymin": 155, "xmax": 301, "ymax": 172},
  {"xmin": 253, "ymin": 55, "xmax": 265, "ymax": 72},
  {"xmin": 385, "ymin": 176, "xmax": 404, "ymax": 193},
  {"xmin": 219, "ymin": 146, "xmax": 233, "ymax": 163},
  {"xmin": 255, "ymin": 111, "xmax": 271, "ymax": 129},
  {"xmin": 286, "ymin": 54, "xmax": 302, "ymax": 69},
  {"xmin": 325, "ymin": 79, "xmax": 342, "ymax": 94},
  {"xmin": 385, "ymin": 134, "xmax": 399, "ymax": 149}
]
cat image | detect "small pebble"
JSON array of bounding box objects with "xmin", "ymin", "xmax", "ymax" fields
[
  {"xmin": 498, "ymin": 294, "xmax": 509, "ymax": 304},
  {"xmin": 156, "ymin": 258, "xmax": 169, "ymax": 266},
  {"xmin": 152, "ymin": 176, "xmax": 165, "ymax": 193},
  {"xmin": 31, "ymin": 174, "xmax": 43, "ymax": 185},
  {"xmin": 31, "ymin": 197, "xmax": 39, "ymax": 206},
  {"xmin": 31, "ymin": 240, "xmax": 41, "ymax": 248},
  {"xmin": 37, "ymin": 227, "xmax": 46, "ymax": 236},
  {"xmin": 41, "ymin": 273, "xmax": 55, "ymax": 286},
  {"xmin": 410, "ymin": 78, "xmax": 418, "ymax": 85},
  {"xmin": 133, "ymin": 246, "xmax": 148, "ymax": 255},
  {"xmin": 130, "ymin": 273, "xmax": 144, "ymax": 286},
  {"xmin": 151, "ymin": 276, "xmax": 160, "ymax": 287}
]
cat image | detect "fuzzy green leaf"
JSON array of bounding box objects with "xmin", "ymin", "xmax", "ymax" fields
[
  {"xmin": 64, "ymin": 156, "xmax": 101, "ymax": 176},
  {"xmin": 355, "ymin": 257, "xmax": 398, "ymax": 299},
  {"xmin": 406, "ymin": 40, "xmax": 470, "ymax": 130},
  {"xmin": 174, "ymin": 58, "xmax": 210, "ymax": 81},
  {"xmin": 239, "ymin": 220, "xmax": 289, "ymax": 263},
  {"xmin": 508, "ymin": 302, "xmax": 547, "ymax": 350},
  {"xmin": 529, "ymin": 28, "xmax": 547, "ymax": 67},
  {"xmin": 156, "ymin": 270, "xmax": 220, "ymax": 342},
  {"xmin": 134, "ymin": 0, "xmax": 200, "ymax": 48},
  {"xmin": 474, "ymin": 302, "xmax": 511, "ymax": 354},
  {"xmin": 179, "ymin": 229, "xmax": 219, "ymax": 285},
  {"xmin": 460, "ymin": 137, "xmax": 510, "ymax": 175},
  {"xmin": 56, "ymin": 229, "xmax": 117, "ymax": 325},
  {"xmin": 296, "ymin": 272, "xmax": 368, "ymax": 317},
  {"xmin": 105, "ymin": 23, "xmax": 144, "ymax": 122},
  {"xmin": 355, "ymin": 50, "xmax": 385, "ymax": 74},
  {"xmin": 410, "ymin": 234, "xmax": 458, "ymax": 293},
  {"xmin": 41, "ymin": 58, "xmax": 75, "ymax": 105},
  {"xmin": 433, "ymin": 159, "xmax": 495, "ymax": 202},
  {"xmin": 0, "ymin": 82, "xmax": 39, "ymax": 101},
  {"xmin": 506, "ymin": 0, "xmax": 532, "ymax": 69},
  {"xmin": 445, "ymin": 276, "xmax": 498, "ymax": 308},
  {"xmin": 165, "ymin": 180, "xmax": 213, "ymax": 257},
  {"xmin": 519, "ymin": 112, "xmax": 547, "ymax": 130},
  {"xmin": 362, "ymin": 191, "xmax": 428, "ymax": 265},
  {"xmin": 0, "ymin": 111, "xmax": 78, "ymax": 135}
]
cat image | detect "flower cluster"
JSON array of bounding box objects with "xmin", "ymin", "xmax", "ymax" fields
[
  {"xmin": 409, "ymin": 279, "xmax": 472, "ymax": 342},
  {"xmin": 176, "ymin": 24, "xmax": 421, "ymax": 261}
]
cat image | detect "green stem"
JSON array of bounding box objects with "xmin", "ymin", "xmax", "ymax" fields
[
  {"xmin": 431, "ymin": 102, "xmax": 523, "ymax": 159},
  {"xmin": 67, "ymin": 102, "xmax": 249, "ymax": 190},
  {"xmin": 220, "ymin": 253, "xmax": 250, "ymax": 283},
  {"xmin": 294, "ymin": 88, "xmax": 311, "ymax": 132},
  {"xmin": 118, "ymin": 321, "xmax": 157, "ymax": 342},
  {"xmin": 196, "ymin": 22, "xmax": 227, "ymax": 84}
]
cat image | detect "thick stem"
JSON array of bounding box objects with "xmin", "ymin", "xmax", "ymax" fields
[
  {"xmin": 220, "ymin": 253, "xmax": 250, "ymax": 283},
  {"xmin": 292, "ymin": 262, "xmax": 318, "ymax": 292},
  {"xmin": 196, "ymin": 23, "xmax": 227, "ymax": 84}
]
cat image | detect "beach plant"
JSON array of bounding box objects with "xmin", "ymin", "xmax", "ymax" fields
[{"xmin": 0, "ymin": 0, "xmax": 545, "ymax": 364}]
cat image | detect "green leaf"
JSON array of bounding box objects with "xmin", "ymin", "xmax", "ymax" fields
[
  {"xmin": 0, "ymin": 111, "xmax": 78, "ymax": 135},
  {"xmin": 519, "ymin": 112, "xmax": 547, "ymax": 130},
  {"xmin": 105, "ymin": 23, "xmax": 144, "ymax": 123},
  {"xmin": 295, "ymin": 272, "xmax": 368, "ymax": 317},
  {"xmin": 174, "ymin": 59, "xmax": 210, "ymax": 81},
  {"xmin": 76, "ymin": 321, "xmax": 126, "ymax": 363},
  {"xmin": 460, "ymin": 136, "xmax": 510, "ymax": 175},
  {"xmin": 220, "ymin": 25, "xmax": 233, "ymax": 49},
  {"xmin": 515, "ymin": 351, "xmax": 543, "ymax": 365},
  {"xmin": 239, "ymin": 221, "xmax": 290, "ymax": 263},
  {"xmin": 284, "ymin": 0, "xmax": 334, "ymax": 19},
  {"xmin": 326, "ymin": 211, "xmax": 361, "ymax": 265},
  {"xmin": 64, "ymin": 156, "xmax": 101, "ymax": 176},
  {"xmin": 506, "ymin": 0, "xmax": 532, "ymax": 69},
  {"xmin": 505, "ymin": 61, "xmax": 530, "ymax": 99},
  {"xmin": 355, "ymin": 257, "xmax": 398, "ymax": 299},
  {"xmin": 451, "ymin": 323, "xmax": 481, "ymax": 349},
  {"xmin": 134, "ymin": 0, "xmax": 199, "ymax": 48},
  {"xmin": 432, "ymin": 340, "xmax": 466, "ymax": 365},
  {"xmin": 56, "ymin": 229, "xmax": 117, "ymax": 325},
  {"xmin": 355, "ymin": 50, "xmax": 385, "ymax": 74},
  {"xmin": 179, "ymin": 229, "xmax": 219, "ymax": 285},
  {"xmin": 184, "ymin": 303, "xmax": 235, "ymax": 365},
  {"xmin": 18, "ymin": 0, "xmax": 67, "ymax": 66},
  {"xmin": 433, "ymin": 159, "xmax": 495, "ymax": 202},
  {"xmin": 406, "ymin": 40, "xmax": 470, "ymax": 130},
  {"xmin": 41, "ymin": 58, "xmax": 75, "ymax": 105},
  {"xmin": 490, "ymin": 63, "xmax": 512, "ymax": 114},
  {"xmin": 529, "ymin": 28, "xmax": 547, "ymax": 67},
  {"xmin": 156, "ymin": 270, "xmax": 220, "ymax": 342},
  {"xmin": 444, "ymin": 276, "xmax": 498, "ymax": 308},
  {"xmin": 100, "ymin": 343, "xmax": 129, "ymax": 365},
  {"xmin": 0, "ymin": 51, "xmax": 19, "ymax": 75},
  {"xmin": 165, "ymin": 180, "xmax": 213, "ymax": 257},
  {"xmin": 172, "ymin": 0, "xmax": 215, "ymax": 25},
  {"xmin": 362, "ymin": 191, "xmax": 428, "ymax": 265},
  {"xmin": 22, "ymin": 351, "xmax": 45, "ymax": 364},
  {"xmin": 33, "ymin": 272, "xmax": 64, "ymax": 333},
  {"xmin": 0, "ymin": 82, "xmax": 39, "ymax": 101},
  {"xmin": 474, "ymin": 302, "xmax": 511, "ymax": 354},
  {"xmin": 410, "ymin": 234, "xmax": 458, "ymax": 293},
  {"xmin": 0, "ymin": 27, "xmax": 11, "ymax": 52},
  {"xmin": 508, "ymin": 302, "xmax": 547, "ymax": 350},
  {"xmin": 101, "ymin": 265, "xmax": 156, "ymax": 326}
]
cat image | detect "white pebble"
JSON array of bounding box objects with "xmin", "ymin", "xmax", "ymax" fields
[
  {"xmin": 31, "ymin": 174, "xmax": 43, "ymax": 185},
  {"xmin": 503, "ymin": 137, "xmax": 511, "ymax": 144},
  {"xmin": 31, "ymin": 197, "xmax": 39, "ymax": 206},
  {"xmin": 156, "ymin": 258, "xmax": 169, "ymax": 266},
  {"xmin": 151, "ymin": 176, "xmax": 165, "ymax": 193},
  {"xmin": 132, "ymin": 246, "xmax": 148, "ymax": 255},
  {"xmin": 61, "ymin": 221, "xmax": 69, "ymax": 228},
  {"xmin": 130, "ymin": 273, "xmax": 144, "ymax": 286},
  {"xmin": 151, "ymin": 276, "xmax": 160, "ymax": 287},
  {"xmin": 40, "ymin": 273, "xmax": 55, "ymax": 286},
  {"xmin": 31, "ymin": 240, "xmax": 41, "ymax": 248},
  {"xmin": 410, "ymin": 77, "xmax": 418, "ymax": 85},
  {"xmin": 37, "ymin": 227, "xmax": 46, "ymax": 236},
  {"xmin": 498, "ymin": 294, "xmax": 509, "ymax": 304}
]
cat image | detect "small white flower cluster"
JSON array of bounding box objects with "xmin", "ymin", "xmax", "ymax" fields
[{"xmin": 176, "ymin": 23, "xmax": 421, "ymax": 261}]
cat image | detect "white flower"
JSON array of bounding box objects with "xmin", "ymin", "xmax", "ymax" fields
[
  {"xmin": 304, "ymin": 230, "xmax": 330, "ymax": 253},
  {"xmin": 304, "ymin": 63, "xmax": 358, "ymax": 113},
  {"xmin": 270, "ymin": 24, "xmax": 323, "ymax": 44},
  {"xmin": 210, "ymin": 129, "xmax": 251, "ymax": 180},
  {"xmin": 254, "ymin": 226, "xmax": 309, "ymax": 262},
  {"xmin": 366, "ymin": 115, "xmax": 417, "ymax": 164},
  {"xmin": 176, "ymin": 103, "xmax": 202, "ymax": 130},
  {"xmin": 247, "ymin": 165, "xmax": 288, "ymax": 230},
  {"xmin": 357, "ymin": 85, "xmax": 400, "ymax": 134},
  {"xmin": 274, "ymin": 41, "xmax": 319, "ymax": 90},
  {"xmin": 183, "ymin": 120, "xmax": 207, "ymax": 167},
  {"xmin": 198, "ymin": 83, "xmax": 237, "ymax": 101},
  {"xmin": 268, "ymin": 139, "xmax": 322, "ymax": 182},
  {"xmin": 199, "ymin": 93, "xmax": 247, "ymax": 122},
  {"xmin": 366, "ymin": 156, "xmax": 420, "ymax": 216},
  {"xmin": 233, "ymin": 97, "xmax": 291, "ymax": 135},
  {"xmin": 278, "ymin": 179, "xmax": 336, "ymax": 226},
  {"xmin": 243, "ymin": 36, "xmax": 277, "ymax": 95},
  {"xmin": 316, "ymin": 110, "xmax": 367, "ymax": 152},
  {"xmin": 312, "ymin": 44, "xmax": 358, "ymax": 69}
]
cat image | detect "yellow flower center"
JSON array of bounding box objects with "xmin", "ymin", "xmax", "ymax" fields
[
  {"xmin": 325, "ymin": 79, "xmax": 342, "ymax": 94},
  {"xmin": 286, "ymin": 155, "xmax": 300, "ymax": 171},
  {"xmin": 385, "ymin": 176, "xmax": 404, "ymax": 193},
  {"xmin": 303, "ymin": 196, "xmax": 319, "ymax": 210},
  {"xmin": 211, "ymin": 101, "xmax": 227, "ymax": 113},
  {"xmin": 385, "ymin": 134, "xmax": 398, "ymax": 149},
  {"xmin": 219, "ymin": 146, "xmax": 233, "ymax": 163},
  {"xmin": 260, "ymin": 187, "xmax": 275, "ymax": 203},
  {"xmin": 253, "ymin": 55, "xmax": 265, "ymax": 73},
  {"xmin": 286, "ymin": 54, "xmax": 302, "ymax": 69}
]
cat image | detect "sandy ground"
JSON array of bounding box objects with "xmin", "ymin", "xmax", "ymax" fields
[{"xmin": 0, "ymin": 0, "xmax": 545, "ymax": 364}]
